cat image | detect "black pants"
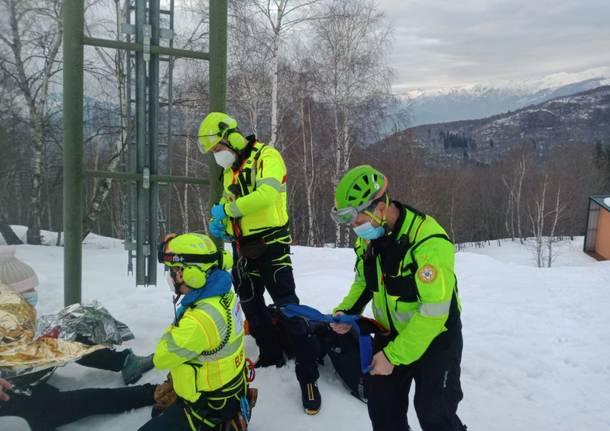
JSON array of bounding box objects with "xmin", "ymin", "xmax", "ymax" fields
[
  {"xmin": 76, "ymin": 347, "xmax": 129, "ymax": 372},
  {"xmin": 0, "ymin": 382, "xmax": 155, "ymax": 431},
  {"xmin": 366, "ymin": 328, "xmax": 465, "ymax": 431},
  {"xmin": 139, "ymin": 397, "xmax": 241, "ymax": 431},
  {"xmin": 140, "ymin": 369, "xmax": 246, "ymax": 431},
  {"xmin": 232, "ymin": 241, "xmax": 319, "ymax": 383}
]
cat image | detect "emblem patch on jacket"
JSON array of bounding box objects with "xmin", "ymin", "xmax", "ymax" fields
[{"xmin": 417, "ymin": 264, "xmax": 437, "ymax": 283}]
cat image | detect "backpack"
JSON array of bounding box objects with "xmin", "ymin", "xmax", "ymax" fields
[{"xmin": 322, "ymin": 328, "xmax": 367, "ymax": 402}]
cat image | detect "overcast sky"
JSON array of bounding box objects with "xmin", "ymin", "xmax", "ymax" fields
[{"xmin": 376, "ymin": 0, "xmax": 610, "ymax": 91}]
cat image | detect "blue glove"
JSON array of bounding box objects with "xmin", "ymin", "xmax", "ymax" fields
[
  {"xmin": 211, "ymin": 204, "xmax": 227, "ymax": 221},
  {"xmin": 209, "ymin": 219, "xmax": 226, "ymax": 239}
]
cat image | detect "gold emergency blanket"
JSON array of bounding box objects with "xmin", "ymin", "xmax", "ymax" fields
[{"xmin": 0, "ymin": 282, "xmax": 104, "ymax": 371}]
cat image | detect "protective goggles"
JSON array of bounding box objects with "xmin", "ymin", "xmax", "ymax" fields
[
  {"xmin": 197, "ymin": 133, "xmax": 221, "ymax": 154},
  {"xmin": 157, "ymin": 249, "xmax": 220, "ymax": 267},
  {"xmin": 330, "ymin": 200, "xmax": 377, "ymax": 224},
  {"xmin": 197, "ymin": 121, "xmax": 229, "ymax": 154},
  {"xmin": 157, "ymin": 234, "xmax": 220, "ymax": 267}
]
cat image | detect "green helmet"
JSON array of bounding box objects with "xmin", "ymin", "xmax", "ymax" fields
[
  {"xmin": 331, "ymin": 165, "xmax": 388, "ymax": 224},
  {"xmin": 197, "ymin": 112, "xmax": 246, "ymax": 153},
  {"xmin": 157, "ymin": 233, "xmax": 232, "ymax": 289}
]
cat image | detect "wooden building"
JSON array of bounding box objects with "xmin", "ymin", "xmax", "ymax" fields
[{"xmin": 584, "ymin": 195, "xmax": 610, "ymax": 260}]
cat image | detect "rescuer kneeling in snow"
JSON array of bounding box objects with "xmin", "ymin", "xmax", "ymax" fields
[{"xmin": 140, "ymin": 233, "xmax": 254, "ymax": 431}]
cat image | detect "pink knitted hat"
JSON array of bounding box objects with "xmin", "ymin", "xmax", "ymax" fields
[{"xmin": 0, "ymin": 245, "xmax": 39, "ymax": 293}]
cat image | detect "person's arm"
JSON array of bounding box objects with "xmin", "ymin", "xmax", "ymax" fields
[
  {"xmin": 330, "ymin": 241, "xmax": 372, "ymax": 334},
  {"xmin": 224, "ymin": 147, "xmax": 286, "ymax": 218},
  {"xmin": 333, "ymin": 254, "xmax": 372, "ymax": 315},
  {"xmin": 153, "ymin": 315, "xmax": 212, "ymax": 370},
  {"xmin": 383, "ymin": 237, "xmax": 455, "ymax": 365}
]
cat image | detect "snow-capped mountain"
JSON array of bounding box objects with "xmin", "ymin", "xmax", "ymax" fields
[
  {"xmin": 398, "ymin": 66, "xmax": 610, "ymax": 126},
  {"xmin": 382, "ymin": 85, "xmax": 610, "ymax": 166}
]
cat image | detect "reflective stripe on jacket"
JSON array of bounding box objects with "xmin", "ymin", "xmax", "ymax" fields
[{"xmin": 153, "ymin": 291, "xmax": 245, "ymax": 402}]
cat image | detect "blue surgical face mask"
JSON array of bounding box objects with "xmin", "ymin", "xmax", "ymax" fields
[
  {"xmin": 353, "ymin": 221, "xmax": 385, "ymax": 240},
  {"xmin": 22, "ymin": 291, "xmax": 38, "ymax": 308}
]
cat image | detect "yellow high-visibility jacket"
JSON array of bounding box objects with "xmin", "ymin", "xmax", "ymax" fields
[
  {"xmin": 334, "ymin": 202, "xmax": 462, "ymax": 366},
  {"xmin": 153, "ymin": 291, "xmax": 245, "ymax": 403},
  {"xmin": 219, "ymin": 139, "xmax": 289, "ymax": 238}
]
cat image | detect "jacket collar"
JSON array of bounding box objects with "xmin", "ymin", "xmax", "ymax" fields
[
  {"xmin": 175, "ymin": 270, "xmax": 232, "ymax": 321},
  {"xmin": 369, "ymin": 201, "xmax": 423, "ymax": 253}
]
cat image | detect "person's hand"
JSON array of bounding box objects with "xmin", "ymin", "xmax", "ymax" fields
[
  {"xmin": 329, "ymin": 311, "xmax": 352, "ymax": 335},
  {"xmin": 209, "ymin": 219, "xmax": 226, "ymax": 239},
  {"xmin": 154, "ymin": 377, "xmax": 177, "ymax": 411},
  {"xmin": 0, "ymin": 378, "xmax": 12, "ymax": 402},
  {"xmin": 369, "ymin": 350, "xmax": 394, "ymax": 376},
  {"xmin": 211, "ymin": 204, "xmax": 227, "ymax": 222}
]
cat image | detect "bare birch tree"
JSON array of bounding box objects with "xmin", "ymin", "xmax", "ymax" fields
[
  {"xmin": 299, "ymin": 94, "xmax": 318, "ymax": 245},
  {"xmin": 246, "ymin": 0, "xmax": 320, "ymax": 149},
  {"xmin": 80, "ymin": 0, "xmax": 210, "ymax": 239},
  {"xmin": 228, "ymin": 1, "xmax": 273, "ymax": 134},
  {"xmin": 309, "ymin": 0, "xmax": 391, "ymax": 246},
  {"xmin": 545, "ymin": 184, "xmax": 566, "ymax": 268},
  {"xmin": 528, "ymin": 174, "xmax": 548, "ymax": 268},
  {"xmin": 526, "ymin": 170, "xmax": 567, "ymax": 268},
  {"xmin": 502, "ymin": 150, "xmax": 527, "ymax": 243},
  {"xmin": 80, "ymin": 0, "xmax": 131, "ymax": 239},
  {"xmin": 0, "ymin": 0, "xmax": 64, "ymax": 244}
]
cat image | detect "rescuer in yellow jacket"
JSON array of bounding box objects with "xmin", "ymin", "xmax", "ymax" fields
[
  {"xmin": 139, "ymin": 233, "xmax": 248, "ymax": 431},
  {"xmin": 329, "ymin": 166, "xmax": 466, "ymax": 431},
  {"xmin": 197, "ymin": 112, "xmax": 321, "ymax": 415}
]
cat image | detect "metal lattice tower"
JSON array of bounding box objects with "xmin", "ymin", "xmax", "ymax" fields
[
  {"xmin": 62, "ymin": 0, "xmax": 226, "ymax": 303},
  {"xmin": 122, "ymin": 0, "xmax": 176, "ymax": 284}
]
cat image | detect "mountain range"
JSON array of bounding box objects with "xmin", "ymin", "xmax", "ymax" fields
[
  {"xmin": 398, "ymin": 66, "xmax": 610, "ymax": 127},
  {"xmin": 383, "ymin": 85, "xmax": 610, "ymax": 165}
]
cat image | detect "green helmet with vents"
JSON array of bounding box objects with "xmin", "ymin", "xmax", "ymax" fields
[
  {"xmin": 331, "ymin": 165, "xmax": 388, "ymax": 224},
  {"xmin": 197, "ymin": 112, "xmax": 246, "ymax": 153}
]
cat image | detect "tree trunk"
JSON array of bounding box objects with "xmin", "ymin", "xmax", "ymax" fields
[
  {"xmin": 301, "ymin": 97, "xmax": 316, "ymax": 246},
  {"xmin": 516, "ymin": 158, "xmax": 526, "ymax": 244},
  {"xmin": 183, "ymin": 138, "xmax": 190, "ymax": 232},
  {"xmin": 270, "ymin": 33, "xmax": 280, "ymax": 148},
  {"xmin": 0, "ymin": 219, "xmax": 22, "ymax": 245},
  {"xmin": 173, "ymin": 183, "xmax": 186, "ymax": 232},
  {"xmin": 26, "ymin": 116, "xmax": 44, "ymax": 244},
  {"xmin": 82, "ymin": 2, "xmax": 129, "ymax": 240},
  {"xmin": 333, "ymin": 106, "xmax": 342, "ymax": 247},
  {"xmin": 502, "ymin": 176, "xmax": 515, "ymax": 240},
  {"xmin": 546, "ymin": 185, "xmax": 562, "ymax": 268}
]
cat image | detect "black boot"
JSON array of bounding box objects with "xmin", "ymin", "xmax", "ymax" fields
[
  {"xmin": 299, "ymin": 381, "xmax": 321, "ymax": 415},
  {"xmin": 254, "ymin": 347, "xmax": 285, "ymax": 368}
]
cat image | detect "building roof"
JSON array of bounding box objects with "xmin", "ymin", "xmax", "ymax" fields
[{"xmin": 590, "ymin": 194, "xmax": 610, "ymax": 212}]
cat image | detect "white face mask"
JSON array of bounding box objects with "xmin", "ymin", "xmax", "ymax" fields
[{"xmin": 213, "ymin": 150, "xmax": 236, "ymax": 169}]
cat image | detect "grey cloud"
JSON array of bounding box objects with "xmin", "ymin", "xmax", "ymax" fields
[{"xmin": 377, "ymin": 0, "xmax": 610, "ymax": 89}]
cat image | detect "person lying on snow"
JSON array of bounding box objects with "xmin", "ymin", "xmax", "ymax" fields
[
  {"xmin": 0, "ymin": 260, "xmax": 157, "ymax": 431},
  {"xmin": 0, "ymin": 375, "xmax": 156, "ymax": 431},
  {"xmin": 0, "ymin": 245, "xmax": 155, "ymax": 386}
]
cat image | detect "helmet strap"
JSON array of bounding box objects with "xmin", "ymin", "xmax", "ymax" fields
[
  {"xmin": 172, "ymin": 292, "xmax": 181, "ymax": 324},
  {"xmin": 364, "ymin": 194, "xmax": 390, "ymax": 232},
  {"xmin": 232, "ymin": 134, "xmax": 256, "ymax": 168}
]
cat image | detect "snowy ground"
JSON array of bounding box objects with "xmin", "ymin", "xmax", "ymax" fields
[{"xmin": 3, "ymin": 228, "xmax": 610, "ymax": 431}]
